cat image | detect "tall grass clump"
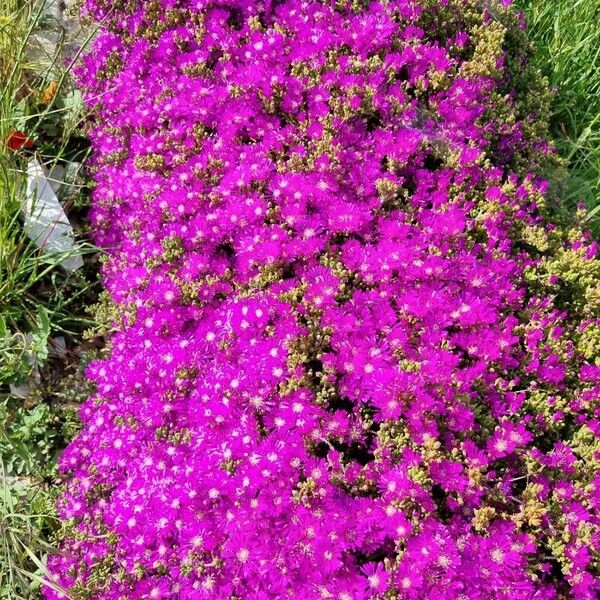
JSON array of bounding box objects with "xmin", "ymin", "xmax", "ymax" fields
[
  {"xmin": 1, "ymin": 1, "xmax": 97, "ymax": 598},
  {"xmin": 0, "ymin": 0, "xmax": 96, "ymax": 387},
  {"xmin": 516, "ymin": 0, "xmax": 600, "ymax": 229}
]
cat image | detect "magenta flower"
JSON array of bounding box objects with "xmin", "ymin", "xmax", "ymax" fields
[{"xmin": 45, "ymin": 0, "xmax": 600, "ymax": 598}]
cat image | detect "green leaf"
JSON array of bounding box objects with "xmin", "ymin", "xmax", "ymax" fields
[{"xmin": 30, "ymin": 306, "xmax": 50, "ymax": 364}]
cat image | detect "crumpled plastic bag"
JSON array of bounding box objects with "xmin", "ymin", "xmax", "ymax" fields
[{"xmin": 21, "ymin": 156, "xmax": 83, "ymax": 272}]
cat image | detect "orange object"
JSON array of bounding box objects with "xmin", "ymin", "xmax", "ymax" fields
[
  {"xmin": 41, "ymin": 80, "xmax": 59, "ymax": 104},
  {"xmin": 5, "ymin": 130, "xmax": 34, "ymax": 151}
]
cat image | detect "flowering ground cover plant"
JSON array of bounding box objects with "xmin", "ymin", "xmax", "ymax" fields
[{"xmin": 45, "ymin": 0, "xmax": 600, "ymax": 598}]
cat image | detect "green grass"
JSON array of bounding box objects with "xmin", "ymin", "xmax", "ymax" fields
[
  {"xmin": 0, "ymin": 1, "xmax": 98, "ymax": 598},
  {"xmin": 0, "ymin": 0, "xmax": 98, "ymax": 390},
  {"xmin": 0, "ymin": 363, "xmax": 92, "ymax": 600},
  {"xmin": 0, "ymin": 465, "xmax": 67, "ymax": 600},
  {"xmin": 516, "ymin": 0, "xmax": 600, "ymax": 229}
]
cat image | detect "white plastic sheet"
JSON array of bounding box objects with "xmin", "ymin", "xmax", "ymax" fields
[{"xmin": 21, "ymin": 157, "xmax": 83, "ymax": 272}]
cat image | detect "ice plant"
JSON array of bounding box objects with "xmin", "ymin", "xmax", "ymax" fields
[{"xmin": 46, "ymin": 1, "xmax": 600, "ymax": 599}]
